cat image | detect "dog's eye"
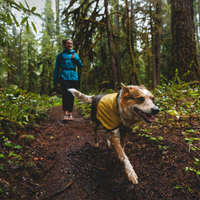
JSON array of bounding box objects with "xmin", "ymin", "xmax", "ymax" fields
[
  {"xmin": 137, "ymin": 97, "xmax": 144, "ymax": 102},
  {"xmin": 152, "ymin": 97, "xmax": 155, "ymax": 102}
]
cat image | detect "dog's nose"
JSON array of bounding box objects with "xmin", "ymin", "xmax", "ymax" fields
[{"xmin": 151, "ymin": 107, "xmax": 159, "ymax": 115}]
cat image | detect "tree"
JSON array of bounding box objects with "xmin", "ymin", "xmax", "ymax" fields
[
  {"xmin": 40, "ymin": 0, "xmax": 55, "ymax": 95},
  {"xmin": 150, "ymin": 0, "xmax": 156, "ymax": 89},
  {"xmin": 105, "ymin": 0, "xmax": 118, "ymax": 87},
  {"xmin": 114, "ymin": 0, "xmax": 122, "ymax": 86},
  {"xmin": 155, "ymin": 0, "xmax": 161, "ymax": 86},
  {"xmin": 56, "ymin": 0, "xmax": 60, "ymax": 35},
  {"xmin": 171, "ymin": 0, "xmax": 200, "ymax": 81},
  {"xmin": 124, "ymin": 0, "xmax": 141, "ymax": 85}
]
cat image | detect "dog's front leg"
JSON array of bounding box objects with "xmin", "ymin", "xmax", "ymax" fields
[
  {"xmin": 111, "ymin": 130, "xmax": 138, "ymax": 184},
  {"xmin": 119, "ymin": 125, "xmax": 129, "ymax": 149}
]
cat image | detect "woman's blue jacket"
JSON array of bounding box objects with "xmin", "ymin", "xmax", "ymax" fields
[{"xmin": 53, "ymin": 49, "xmax": 83, "ymax": 85}]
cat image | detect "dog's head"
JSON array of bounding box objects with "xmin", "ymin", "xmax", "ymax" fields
[{"xmin": 120, "ymin": 83, "xmax": 159, "ymax": 124}]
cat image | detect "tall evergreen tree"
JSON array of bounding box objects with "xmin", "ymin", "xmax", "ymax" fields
[
  {"xmin": 155, "ymin": 0, "xmax": 161, "ymax": 86},
  {"xmin": 40, "ymin": 0, "xmax": 55, "ymax": 95},
  {"xmin": 171, "ymin": 0, "xmax": 200, "ymax": 81},
  {"xmin": 105, "ymin": 0, "xmax": 118, "ymax": 87},
  {"xmin": 114, "ymin": 0, "xmax": 122, "ymax": 86}
]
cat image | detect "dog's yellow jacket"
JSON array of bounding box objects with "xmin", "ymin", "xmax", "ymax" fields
[{"xmin": 96, "ymin": 93, "xmax": 121, "ymax": 130}]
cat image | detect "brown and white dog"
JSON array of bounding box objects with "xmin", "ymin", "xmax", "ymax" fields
[{"xmin": 68, "ymin": 83, "xmax": 159, "ymax": 184}]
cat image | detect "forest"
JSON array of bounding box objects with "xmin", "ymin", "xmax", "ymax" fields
[{"xmin": 0, "ymin": 0, "xmax": 200, "ymax": 199}]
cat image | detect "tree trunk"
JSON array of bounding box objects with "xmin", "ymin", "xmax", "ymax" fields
[
  {"xmin": 125, "ymin": 0, "xmax": 141, "ymax": 85},
  {"xmin": 7, "ymin": 46, "xmax": 11, "ymax": 86},
  {"xmin": 105, "ymin": 0, "xmax": 118, "ymax": 87},
  {"xmin": 114, "ymin": 0, "xmax": 122, "ymax": 86},
  {"xmin": 198, "ymin": 0, "xmax": 200, "ymax": 42},
  {"xmin": 155, "ymin": 0, "xmax": 161, "ymax": 86},
  {"xmin": 146, "ymin": 36, "xmax": 150, "ymax": 88},
  {"xmin": 28, "ymin": 43, "xmax": 31, "ymax": 92},
  {"xmin": 56, "ymin": 0, "xmax": 60, "ymax": 42},
  {"xmin": 171, "ymin": 0, "xmax": 200, "ymax": 81},
  {"xmin": 130, "ymin": 0, "xmax": 135, "ymax": 56},
  {"xmin": 18, "ymin": 28, "xmax": 22, "ymax": 86},
  {"xmin": 150, "ymin": 2, "xmax": 156, "ymax": 89},
  {"xmin": 40, "ymin": 61, "xmax": 46, "ymax": 95},
  {"xmin": 198, "ymin": 0, "xmax": 200, "ymax": 63}
]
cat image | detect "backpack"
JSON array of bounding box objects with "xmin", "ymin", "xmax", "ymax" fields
[{"xmin": 57, "ymin": 52, "xmax": 81, "ymax": 89}]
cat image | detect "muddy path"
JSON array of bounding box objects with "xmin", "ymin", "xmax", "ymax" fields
[{"xmin": 1, "ymin": 105, "xmax": 200, "ymax": 200}]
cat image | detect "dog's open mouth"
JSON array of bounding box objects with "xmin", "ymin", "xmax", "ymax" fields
[{"xmin": 134, "ymin": 108, "xmax": 156, "ymax": 123}]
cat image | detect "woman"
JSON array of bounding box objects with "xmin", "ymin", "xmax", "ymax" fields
[{"xmin": 53, "ymin": 39, "xmax": 83, "ymax": 121}]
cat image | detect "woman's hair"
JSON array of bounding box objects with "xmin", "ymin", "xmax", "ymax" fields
[{"xmin": 62, "ymin": 39, "xmax": 70, "ymax": 45}]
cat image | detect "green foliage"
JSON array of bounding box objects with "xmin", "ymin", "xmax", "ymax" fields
[
  {"xmin": 155, "ymin": 75, "xmax": 200, "ymax": 125},
  {"xmin": 0, "ymin": 0, "xmax": 41, "ymax": 47},
  {"xmin": 0, "ymin": 85, "xmax": 61, "ymax": 129},
  {"xmin": 74, "ymin": 98, "xmax": 91, "ymax": 118}
]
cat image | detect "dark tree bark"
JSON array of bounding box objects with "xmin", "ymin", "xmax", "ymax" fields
[
  {"xmin": 114, "ymin": 0, "xmax": 122, "ymax": 86},
  {"xmin": 155, "ymin": 0, "xmax": 161, "ymax": 86},
  {"xmin": 130, "ymin": 0, "xmax": 136, "ymax": 57},
  {"xmin": 199, "ymin": 0, "xmax": 200, "ymax": 41},
  {"xmin": 105, "ymin": 0, "xmax": 118, "ymax": 87},
  {"xmin": 150, "ymin": 1, "xmax": 156, "ymax": 89},
  {"xmin": 198, "ymin": 0, "xmax": 200, "ymax": 63},
  {"xmin": 171, "ymin": 0, "xmax": 200, "ymax": 81}
]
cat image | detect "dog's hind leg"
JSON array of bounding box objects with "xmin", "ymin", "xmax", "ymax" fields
[
  {"xmin": 92, "ymin": 121, "xmax": 100, "ymax": 147},
  {"xmin": 111, "ymin": 129, "xmax": 138, "ymax": 184},
  {"xmin": 106, "ymin": 131, "xmax": 111, "ymax": 148}
]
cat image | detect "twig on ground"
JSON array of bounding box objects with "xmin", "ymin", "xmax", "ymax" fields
[
  {"xmin": 88, "ymin": 164, "xmax": 107, "ymax": 170},
  {"xmin": 43, "ymin": 158, "xmax": 58, "ymax": 177},
  {"xmin": 39, "ymin": 178, "xmax": 76, "ymax": 200}
]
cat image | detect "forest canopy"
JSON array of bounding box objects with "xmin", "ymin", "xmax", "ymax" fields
[{"xmin": 0, "ymin": 0, "xmax": 200, "ymax": 94}]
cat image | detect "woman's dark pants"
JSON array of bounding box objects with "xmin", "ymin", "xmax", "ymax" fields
[{"xmin": 60, "ymin": 78, "xmax": 78, "ymax": 112}]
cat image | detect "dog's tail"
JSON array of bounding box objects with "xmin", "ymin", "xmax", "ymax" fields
[{"xmin": 68, "ymin": 88, "xmax": 93, "ymax": 104}]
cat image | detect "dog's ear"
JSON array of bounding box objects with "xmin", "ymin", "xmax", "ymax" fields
[
  {"xmin": 121, "ymin": 83, "xmax": 129, "ymax": 92},
  {"xmin": 140, "ymin": 85, "xmax": 147, "ymax": 89},
  {"xmin": 121, "ymin": 83, "xmax": 130, "ymax": 99},
  {"xmin": 121, "ymin": 83, "xmax": 126, "ymax": 88}
]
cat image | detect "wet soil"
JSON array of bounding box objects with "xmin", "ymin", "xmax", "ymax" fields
[{"xmin": 1, "ymin": 105, "xmax": 200, "ymax": 200}]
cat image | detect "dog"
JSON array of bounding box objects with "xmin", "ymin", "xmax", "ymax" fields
[{"xmin": 68, "ymin": 83, "xmax": 159, "ymax": 184}]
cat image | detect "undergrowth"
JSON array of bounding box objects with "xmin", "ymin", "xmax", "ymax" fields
[
  {"xmin": 1, "ymin": 79, "xmax": 200, "ymax": 195},
  {"xmin": 0, "ymin": 85, "xmax": 62, "ymax": 191}
]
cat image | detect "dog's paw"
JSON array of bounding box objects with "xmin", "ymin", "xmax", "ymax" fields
[
  {"xmin": 127, "ymin": 169, "xmax": 138, "ymax": 184},
  {"xmin": 93, "ymin": 142, "xmax": 99, "ymax": 147}
]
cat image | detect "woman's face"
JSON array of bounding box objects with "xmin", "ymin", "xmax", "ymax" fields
[{"xmin": 64, "ymin": 40, "xmax": 73, "ymax": 50}]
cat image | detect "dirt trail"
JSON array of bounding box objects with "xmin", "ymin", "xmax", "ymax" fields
[{"xmin": 2, "ymin": 105, "xmax": 200, "ymax": 200}]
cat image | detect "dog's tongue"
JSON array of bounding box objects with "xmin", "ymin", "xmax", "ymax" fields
[{"xmin": 144, "ymin": 113, "xmax": 155, "ymax": 122}]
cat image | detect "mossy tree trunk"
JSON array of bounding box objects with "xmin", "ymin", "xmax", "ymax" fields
[
  {"xmin": 171, "ymin": 0, "xmax": 200, "ymax": 81},
  {"xmin": 105, "ymin": 0, "xmax": 118, "ymax": 87},
  {"xmin": 18, "ymin": 28, "xmax": 22, "ymax": 87},
  {"xmin": 155, "ymin": 0, "xmax": 161, "ymax": 86},
  {"xmin": 150, "ymin": 2, "xmax": 156, "ymax": 89},
  {"xmin": 125, "ymin": 0, "xmax": 141, "ymax": 85},
  {"xmin": 114, "ymin": 0, "xmax": 122, "ymax": 87},
  {"xmin": 56, "ymin": 0, "xmax": 60, "ymax": 44}
]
